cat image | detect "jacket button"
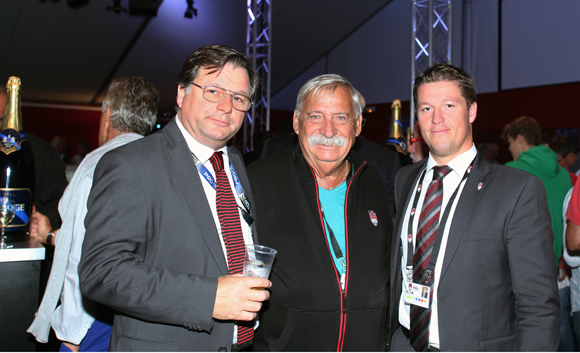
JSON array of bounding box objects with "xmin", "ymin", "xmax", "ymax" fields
[{"xmin": 218, "ymin": 347, "xmax": 227, "ymax": 352}]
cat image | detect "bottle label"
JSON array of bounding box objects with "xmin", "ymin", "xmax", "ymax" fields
[
  {"xmin": 0, "ymin": 128, "xmax": 23, "ymax": 155},
  {"xmin": 0, "ymin": 189, "xmax": 32, "ymax": 232}
]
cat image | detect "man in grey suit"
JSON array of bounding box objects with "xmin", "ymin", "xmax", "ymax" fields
[
  {"xmin": 78, "ymin": 45, "xmax": 271, "ymax": 351},
  {"xmin": 388, "ymin": 63, "xmax": 559, "ymax": 351}
]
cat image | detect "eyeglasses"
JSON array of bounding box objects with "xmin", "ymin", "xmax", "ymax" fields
[
  {"xmin": 409, "ymin": 137, "xmax": 424, "ymax": 145},
  {"xmin": 190, "ymin": 82, "xmax": 253, "ymax": 112}
]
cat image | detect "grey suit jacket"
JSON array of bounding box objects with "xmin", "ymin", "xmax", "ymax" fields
[
  {"xmin": 79, "ymin": 118, "xmax": 257, "ymax": 351},
  {"xmin": 388, "ymin": 153, "xmax": 560, "ymax": 351}
]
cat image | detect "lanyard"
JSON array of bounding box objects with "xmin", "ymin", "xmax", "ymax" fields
[
  {"xmin": 320, "ymin": 206, "xmax": 346, "ymax": 273},
  {"xmin": 191, "ymin": 152, "xmax": 254, "ymax": 225},
  {"xmin": 405, "ymin": 158, "xmax": 475, "ymax": 282},
  {"xmin": 317, "ymin": 162, "xmax": 352, "ymax": 290}
]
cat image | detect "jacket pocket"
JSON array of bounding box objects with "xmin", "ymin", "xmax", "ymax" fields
[
  {"xmin": 479, "ymin": 333, "xmax": 515, "ymax": 351},
  {"xmin": 269, "ymin": 309, "xmax": 340, "ymax": 351},
  {"xmin": 344, "ymin": 307, "xmax": 388, "ymax": 351}
]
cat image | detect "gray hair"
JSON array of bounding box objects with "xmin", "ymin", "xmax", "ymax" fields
[
  {"xmin": 295, "ymin": 74, "xmax": 362, "ymax": 119},
  {"xmin": 101, "ymin": 77, "xmax": 159, "ymax": 136}
]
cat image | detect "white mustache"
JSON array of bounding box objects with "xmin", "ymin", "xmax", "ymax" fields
[{"xmin": 308, "ymin": 134, "xmax": 347, "ymax": 147}]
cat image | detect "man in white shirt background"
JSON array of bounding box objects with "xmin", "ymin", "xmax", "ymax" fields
[{"xmin": 27, "ymin": 77, "xmax": 159, "ymax": 351}]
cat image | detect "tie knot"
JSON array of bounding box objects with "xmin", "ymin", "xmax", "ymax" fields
[
  {"xmin": 433, "ymin": 165, "xmax": 452, "ymax": 181},
  {"xmin": 209, "ymin": 152, "xmax": 225, "ymax": 172}
]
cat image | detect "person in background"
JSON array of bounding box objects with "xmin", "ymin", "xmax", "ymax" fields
[
  {"xmin": 27, "ymin": 77, "xmax": 159, "ymax": 352},
  {"xmin": 0, "ymin": 86, "xmax": 68, "ymax": 342},
  {"xmin": 565, "ymin": 176, "xmax": 580, "ymax": 348},
  {"xmin": 563, "ymin": 183, "xmax": 580, "ymax": 351},
  {"xmin": 78, "ymin": 44, "xmax": 270, "ymax": 351},
  {"xmin": 502, "ymin": 117, "xmax": 572, "ymax": 268},
  {"xmin": 551, "ymin": 135, "xmax": 580, "ymax": 182},
  {"xmin": 51, "ymin": 136, "xmax": 71, "ymax": 164},
  {"xmin": 389, "ymin": 63, "xmax": 559, "ymax": 351},
  {"xmin": 72, "ymin": 138, "xmax": 91, "ymax": 165},
  {"xmin": 248, "ymin": 74, "xmax": 392, "ymax": 351},
  {"xmin": 407, "ymin": 121, "xmax": 428, "ymax": 164},
  {"xmin": 477, "ymin": 141, "xmax": 499, "ymax": 164}
]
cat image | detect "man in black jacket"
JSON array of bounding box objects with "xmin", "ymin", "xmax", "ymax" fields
[{"xmin": 248, "ymin": 74, "xmax": 392, "ymax": 351}]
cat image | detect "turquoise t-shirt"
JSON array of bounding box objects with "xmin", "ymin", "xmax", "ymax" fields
[{"xmin": 318, "ymin": 182, "xmax": 347, "ymax": 276}]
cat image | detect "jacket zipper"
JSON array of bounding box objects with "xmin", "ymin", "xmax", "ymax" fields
[{"xmin": 312, "ymin": 161, "xmax": 366, "ymax": 352}]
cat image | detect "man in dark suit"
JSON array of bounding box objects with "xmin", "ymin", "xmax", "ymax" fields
[
  {"xmin": 388, "ymin": 63, "xmax": 559, "ymax": 351},
  {"xmin": 78, "ymin": 45, "xmax": 270, "ymax": 351}
]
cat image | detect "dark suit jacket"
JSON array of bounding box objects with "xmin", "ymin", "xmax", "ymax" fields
[
  {"xmin": 79, "ymin": 118, "xmax": 257, "ymax": 352},
  {"xmin": 388, "ymin": 153, "xmax": 560, "ymax": 351}
]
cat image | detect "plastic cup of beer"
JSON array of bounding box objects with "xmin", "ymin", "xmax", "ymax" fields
[{"xmin": 243, "ymin": 244, "xmax": 277, "ymax": 279}]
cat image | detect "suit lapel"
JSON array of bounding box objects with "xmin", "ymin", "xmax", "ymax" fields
[
  {"xmin": 394, "ymin": 160, "xmax": 427, "ymax": 244},
  {"xmin": 163, "ymin": 119, "xmax": 229, "ymax": 276},
  {"xmin": 439, "ymin": 154, "xmax": 491, "ymax": 281},
  {"xmin": 390, "ymin": 161, "xmax": 426, "ymax": 288}
]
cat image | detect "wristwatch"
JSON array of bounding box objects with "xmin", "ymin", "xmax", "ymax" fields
[{"xmin": 46, "ymin": 229, "xmax": 55, "ymax": 246}]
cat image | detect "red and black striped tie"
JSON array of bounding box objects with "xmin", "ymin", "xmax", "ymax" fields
[
  {"xmin": 209, "ymin": 151, "xmax": 253, "ymax": 345},
  {"xmin": 410, "ymin": 165, "xmax": 452, "ymax": 352}
]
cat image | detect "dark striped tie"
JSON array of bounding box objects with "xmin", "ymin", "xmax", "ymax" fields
[
  {"xmin": 209, "ymin": 152, "xmax": 254, "ymax": 345},
  {"xmin": 410, "ymin": 165, "xmax": 452, "ymax": 352}
]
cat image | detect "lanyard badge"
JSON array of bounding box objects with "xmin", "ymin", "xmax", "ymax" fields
[{"xmin": 191, "ymin": 152, "xmax": 254, "ymax": 225}]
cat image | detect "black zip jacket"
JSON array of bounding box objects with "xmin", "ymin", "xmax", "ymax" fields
[{"xmin": 248, "ymin": 145, "xmax": 393, "ymax": 351}]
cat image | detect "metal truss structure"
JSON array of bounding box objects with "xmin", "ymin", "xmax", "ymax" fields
[
  {"xmin": 244, "ymin": 0, "xmax": 271, "ymax": 153},
  {"xmin": 410, "ymin": 0, "xmax": 452, "ymax": 129}
]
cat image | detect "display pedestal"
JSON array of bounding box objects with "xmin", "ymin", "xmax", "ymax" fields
[{"xmin": 0, "ymin": 237, "xmax": 45, "ymax": 351}]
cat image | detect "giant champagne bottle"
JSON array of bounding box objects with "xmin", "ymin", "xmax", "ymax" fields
[{"xmin": 0, "ymin": 77, "xmax": 35, "ymax": 242}]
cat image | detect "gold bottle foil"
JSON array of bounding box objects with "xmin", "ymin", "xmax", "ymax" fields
[
  {"xmin": 1, "ymin": 77, "xmax": 24, "ymax": 155},
  {"xmin": 386, "ymin": 99, "xmax": 408, "ymax": 154}
]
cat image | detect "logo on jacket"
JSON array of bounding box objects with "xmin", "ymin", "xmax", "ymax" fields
[{"xmin": 368, "ymin": 210, "xmax": 378, "ymax": 226}]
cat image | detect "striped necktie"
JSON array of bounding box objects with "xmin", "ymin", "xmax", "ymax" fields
[
  {"xmin": 410, "ymin": 165, "xmax": 452, "ymax": 352},
  {"xmin": 209, "ymin": 152, "xmax": 254, "ymax": 345}
]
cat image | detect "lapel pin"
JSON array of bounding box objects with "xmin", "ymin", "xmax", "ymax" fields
[
  {"xmin": 477, "ymin": 182, "xmax": 483, "ymax": 190},
  {"xmin": 368, "ymin": 210, "xmax": 378, "ymax": 226}
]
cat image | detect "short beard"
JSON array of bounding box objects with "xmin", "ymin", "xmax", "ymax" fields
[{"xmin": 308, "ymin": 134, "xmax": 347, "ymax": 147}]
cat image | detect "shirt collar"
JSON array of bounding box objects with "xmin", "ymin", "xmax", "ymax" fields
[
  {"xmin": 425, "ymin": 144, "xmax": 477, "ymax": 178},
  {"xmin": 176, "ymin": 115, "xmax": 228, "ymax": 163}
]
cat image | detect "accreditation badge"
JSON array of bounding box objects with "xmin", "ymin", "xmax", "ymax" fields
[{"xmin": 404, "ymin": 282, "xmax": 431, "ymax": 309}]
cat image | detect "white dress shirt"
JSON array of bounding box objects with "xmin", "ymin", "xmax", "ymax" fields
[
  {"xmin": 398, "ymin": 144, "xmax": 477, "ymax": 349},
  {"xmin": 176, "ymin": 117, "xmax": 254, "ymax": 343},
  {"xmin": 176, "ymin": 117, "xmax": 253, "ymax": 254}
]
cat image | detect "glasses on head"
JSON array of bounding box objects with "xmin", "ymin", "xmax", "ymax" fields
[{"xmin": 190, "ymin": 82, "xmax": 253, "ymax": 112}]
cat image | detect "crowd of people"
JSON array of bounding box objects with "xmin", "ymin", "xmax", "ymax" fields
[{"xmin": 2, "ymin": 44, "xmax": 577, "ymax": 351}]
